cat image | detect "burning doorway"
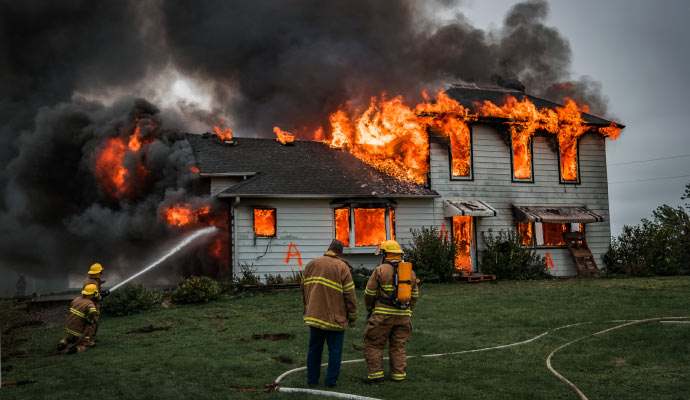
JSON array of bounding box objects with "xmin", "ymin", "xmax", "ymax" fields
[{"xmin": 452, "ymin": 216, "xmax": 474, "ymax": 272}]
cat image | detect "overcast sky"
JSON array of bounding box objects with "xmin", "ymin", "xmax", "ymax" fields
[{"xmin": 461, "ymin": 0, "xmax": 690, "ymax": 236}]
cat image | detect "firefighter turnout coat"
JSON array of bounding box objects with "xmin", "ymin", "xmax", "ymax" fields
[
  {"xmin": 363, "ymin": 262, "xmax": 419, "ymax": 381},
  {"xmin": 59, "ymin": 296, "xmax": 99, "ymax": 351},
  {"xmin": 301, "ymin": 251, "xmax": 358, "ymax": 330}
]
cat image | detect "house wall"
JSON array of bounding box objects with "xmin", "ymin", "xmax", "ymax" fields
[
  {"xmin": 233, "ymin": 197, "xmax": 435, "ymax": 279},
  {"xmin": 429, "ymin": 124, "xmax": 611, "ymax": 276}
]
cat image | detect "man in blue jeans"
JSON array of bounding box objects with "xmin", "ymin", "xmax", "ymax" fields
[{"xmin": 301, "ymin": 240, "xmax": 358, "ymax": 387}]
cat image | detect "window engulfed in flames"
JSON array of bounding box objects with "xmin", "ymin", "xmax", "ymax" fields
[
  {"xmin": 254, "ymin": 209, "xmax": 276, "ymax": 237},
  {"xmin": 518, "ymin": 222, "xmax": 533, "ymax": 246},
  {"xmin": 542, "ymin": 223, "xmax": 567, "ymax": 246},
  {"xmin": 449, "ymin": 124, "xmax": 471, "ymax": 177},
  {"xmin": 354, "ymin": 208, "xmax": 386, "ymax": 247},
  {"xmin": 452, "ymin": 216, "xmax": 473, "ymax": 272},
  {"xmin": 334, "ymin": 208, "xmax": 350, "ymax": 246}
]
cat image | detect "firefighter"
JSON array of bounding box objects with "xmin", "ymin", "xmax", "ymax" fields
[
  {"xmin": 363, "ymin": 240, "xmax": 419, "ymax": 383},
  {"xmin": 301, "ymin": 239, "xmax": 358, "ymax": 388},
  {"xmin": 57, "ymin": 284, "xmax": 100, "ymax": 354},
  {"xmin": 82, "ymin": 263, "xmax": 109, "ymax": 346}
]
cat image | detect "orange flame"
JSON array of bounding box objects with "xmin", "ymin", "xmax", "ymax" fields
[
  {"xmin": 542, "ymin": 223, "xmax": 567, "ymax": 246},
  {"xmin": 254, "ymin": 209, "xmax": 276, "ymax": 236},
  {"xmin": 334, "ymin": 208, "xmax": 350, "ymax": 246},
  {"xmin": 273, "ymin": 126, "xmax": 295, "ymax": 144},
  {"xmin": 518, "ymin": 222, "xmax": 533, "ymax": 245},
  {"xmin": 189, "ymin": 165, "xmax": 200, "ymax": 173},
  {"xmin": 160, "ymin": 204, "xmax": 211, "ymax": 227},
  {"xmin": 94, "ymin": 123, "xmax": 152, "ymax": 199},
  {"xmin": 452, "ymin": 216, "xmax": 473, "ymax": 272},
  {"xmin": 213, "ymin": 120, "xmax": 233, "ymax": 141},
  {"xmin": 353, "ymin": 208, "xmax": 386, "ymax": 246}
]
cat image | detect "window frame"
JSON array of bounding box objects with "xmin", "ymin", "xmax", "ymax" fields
[
  {"xmin": 448, "ymin": 125, "xmax": 474, "ymax": 181},
  {"xmin": 253, "ymin": 207, "xmax": 277, "ymax": 238},
  {"xmin": 509, "ymin": 135, "xmax": 535, "ymax": 183},
  {"xmin": 557, "ymin": 139, "xmax": 582, "ymax": 184},
  {"xmin": 517, "ymin": 221, "xmax": 586, "ymax": 248},
  {"xmin": 332, "ymin": 201, "xmax": 396, "ymax": 249}
]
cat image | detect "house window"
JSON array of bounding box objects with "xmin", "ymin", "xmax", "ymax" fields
[
  {"xmin": 511, "ymin": 135, "xmax": 533, "ymax": 182},
  {"xmin": 452, "ymin": 216, "xmax": 474, "ymax": 272},
  {"xmin": 334, "ymin": 206, "xmax": 396, "ymax": 247},
  {"xmin": 558, "ymin": 139, "xmax": 580, "ymax": 183},
  {"xmin": 518, "ymin": 222, "xmax": 584, "ymax": 247},
  {"xmin": 253, "ymin": 208, "xmax": 276, "ymax": 237},
  {"xmin": 449, "ymin": 124, "xmax": 472, "ymax": 180}
]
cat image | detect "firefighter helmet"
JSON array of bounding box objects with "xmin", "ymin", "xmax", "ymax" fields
[
  {"xmin": 82, "ymin": 284, "xmax": 99, "ymax": 296},
  {"xmin": 377, "ymin": 240, "xmax": 403, "ymax": 255},
  {"xmin": 88, "ymin": 263, "xmax": 103, "ymax": 275}
]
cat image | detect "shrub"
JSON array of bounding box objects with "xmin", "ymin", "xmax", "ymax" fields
[
  {"xmin": 479, "ymin": 229, "xmax": 549, "ymax": 280},
  {"xmin": 350, "ymin": 267, "xmax": 372, "ymax": 289},
  {"xmin": 235, "ymin": 263, "xmax": 261, "ymax": 286},
  {"xmin": 264, "ymin": 274, "xmax": 285, "ymax": 285},
  {"xmin": 171, "ymin": 276, "xmax": 221, "ymax": 304},
  {"xmin": 604, "ymin": 203, "xmax": 690, "ymax": 276},
  {"xmin": 101, "ymin": 284, "xmax": 163, "ymax": 316},
  {"xmin": 284, "ymin": 270, "xmax": 303, "ymax": 284},
  {"xmin": 403, "ymin": 226, "xmax": 456, "ymax": 283}
]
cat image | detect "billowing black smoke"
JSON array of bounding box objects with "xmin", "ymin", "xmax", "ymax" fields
[{"xmin": 0, "ymin": 0, "xmax": 611, "ymax": 286}]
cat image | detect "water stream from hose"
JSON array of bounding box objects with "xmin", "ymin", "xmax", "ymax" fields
[{"xmin": 110, "ymin": 227, "xmax": 218, "ymax": 292}]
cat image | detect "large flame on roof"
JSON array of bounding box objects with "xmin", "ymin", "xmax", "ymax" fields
[
  {"xmin": 273, "ymin": 126, "xmax": 295, "ymax": 144},
  {"xmin": 213, "ymin": 120, "xmax": 233, "ymax": 141},
  {"xmin": 94, "ymin": 122, "xmax": 153, "ymax": 199}
]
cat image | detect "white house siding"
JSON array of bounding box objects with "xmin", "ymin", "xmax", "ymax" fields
[
  {"xmin": 429, "ymin": 124, "xmax": 612, "ymax": 276},
  {"xmin": 233, "ymin": 198, "xmax": 436, "ymax": 279}
]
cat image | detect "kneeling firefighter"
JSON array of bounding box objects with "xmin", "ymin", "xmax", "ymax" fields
[
  {"xmin": 82, "ymin": 263, "xmax": 109, "ymax": 346},
  {"xmin": 363, "ymin": 240, "xmax": 419, "ymax": 383},
  {"xmin": 57, "ymin": 284, "xmax": 100, "ymax": 354}
]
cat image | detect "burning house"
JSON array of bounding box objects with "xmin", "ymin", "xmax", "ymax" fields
[{"xmin": 187, "ymin": 85, "xmax": 623, "ymax": 278}]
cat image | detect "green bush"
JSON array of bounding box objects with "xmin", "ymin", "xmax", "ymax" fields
[
  {"xmin": 101, "ymin": 284, "xmax": 163, "ymax": 316},
  {"xmin": 403, "ymin": 226, "xmax": 456, "ymax": 283},
  {"xmin": 479, "ymin": 229, "xmax": 549, "ymax": 280},
  {"xmin": 264, "ymin": 274, "xmax": 285, "ymax": 284},
  {"xmin": 171, "ymin": 276, "xmax": 221, "ymax": 304},
  {"xmin": 350, "ymin": 267, "xmax": 372, "ymax": 289},
  {"xmin": 284, "ymin": 270, "xmax": 303, "ymax": 284},
  {"xmin": 604, "ymin": 201, "xmax": 690, "ymax": 277},
  {"xmin": 235, "ymin": 263, "xmax": 261, "ymax": 286}
]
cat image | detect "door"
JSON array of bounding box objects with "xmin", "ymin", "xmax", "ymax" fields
[{"xmin": 452, "ymin": 216, "xmax": 475, "ymax": 273}]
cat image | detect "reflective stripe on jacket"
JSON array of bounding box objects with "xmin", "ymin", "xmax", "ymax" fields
[
  {"xmin": 364, "ymin": 263, "xmax": 419, "ymax": 323},
  {"xmin": 65, "ymin": 296, "xmax": 98, "ymax": 337},
  {"xmin": 301, "ymin": 252, "xmax": 358, "ymax": 330}
]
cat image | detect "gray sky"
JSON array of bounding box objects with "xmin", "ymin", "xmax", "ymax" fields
[{"xmin": 462, "ymin": 0, "xmax": 690, "ymax": 235}]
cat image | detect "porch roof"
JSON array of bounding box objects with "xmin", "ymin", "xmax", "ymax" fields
[
  {"xmin": 443, "ymin": 199, "xmax": 498, "ymax": 217},
  {"xmin": 513, "ymin": 206, "xmax": 604, "ymax": 224}
]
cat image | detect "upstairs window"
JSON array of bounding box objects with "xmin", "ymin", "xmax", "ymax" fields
[
  {"xmin": 254, "ymin": 208, "xmax": 276, "ymax": 237},
  {"xmin": 334, "ymin": 205, "xmax": 395, "ymax": 247},
  {"xmin": 511, "ymin": 134, "xmax": 534, "ymax": 182},
  {"xmin": 558, "ymin": 140, "xmax": 581, "ymax": 183},
  {"xmin": 449, "ymin": 125, "xmax": 473, "ymax": 180}
]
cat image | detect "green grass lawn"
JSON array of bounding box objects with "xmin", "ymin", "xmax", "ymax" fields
[{"xmin": 2, "ymin": 277, "xmax": 689, "ymax": 399}]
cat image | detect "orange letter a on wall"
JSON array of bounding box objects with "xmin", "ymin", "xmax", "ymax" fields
[
  {"xmin": 544, "ymin": 250, "xmax": 555, "ymax": 271},
  {"xmin": 285, "ymin": 242, "xmax": 303, "ymax": 267}
]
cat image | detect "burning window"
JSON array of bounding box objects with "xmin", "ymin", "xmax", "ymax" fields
[
  {"xmin": 334, "ymin": 208, "xmax": 350, "ymax": 246},
  {"xmin": 452, "ymin": 216, "xmax": 474, "ymax": 272},
  {"xmin": 558, "ymin": 140, "xmax": 580, "ymax": 182},
  {"xmin": 511, "ymin": 135, "xmax": 533, "ymax": 181},
  {"xmin": 517, "ymin": 222, "xmax": 533, "ymax": 246},
  {"xmin": 254, "ymin": 208, "xmax": 276, "ymax": 237},
  {"xmin": 518, "ymin": 222, "xmax": 584, "ymax": 247},
  {"xmin": 333, "ymin": 206, "xmax": 395, "ymax": 247},
  {"xmin": 449, "ymin": 124, "xmax": 472, "ymax": 179}
]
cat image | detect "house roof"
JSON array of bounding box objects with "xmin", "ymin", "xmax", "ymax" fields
[
  {"xmin": 186, "ymin": 133, "xmax": 439, "ymax": 198},
  {"xmin": 446, "ymin": 85, "xmax": 621, "ymax": 127}
]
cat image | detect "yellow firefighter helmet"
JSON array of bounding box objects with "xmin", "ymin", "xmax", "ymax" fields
[
  {"xmin": 82, "ymin": 284, "xmax": 99, "ymax": 296},
  {"xmin": 376, "ymin": 240, "xmax": 403, "ymax": 255},
  {"xmin": 88, "ymin": 263, "xmax": 103, "ymax": 275}
]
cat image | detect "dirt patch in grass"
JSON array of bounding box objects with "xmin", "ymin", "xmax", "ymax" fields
[
  {"xmin": 126, "ymin": 325, "xmax": 172, "ymax": 334},
  {"xmin": 256, "ymin": 348, "xmax": 267, "ymax": 353},
  {"xmin": 273, "ymin": 355, "xmax": 295, "ymax": 364},
  {"xmin": 3, "ymin": 320, "xmax": 45, "ymax": 334},
  {"xmin": 217, "ymin": 327, "xmax": 228, "ymax": 333},
  {"xmin": 213, "ymin": 315, "xmax": 229, "ymax": 320},
  {"xmin": 251, "ymin": 333, "xmax": 293, "ymax": 341}
]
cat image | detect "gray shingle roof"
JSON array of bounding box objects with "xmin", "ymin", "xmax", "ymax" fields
[
  {"xmin": 186, "ymin": 133, "xmax": 439, "ymax": 198},
  {"xmin": 446, "ymin": 85, "xmax": 622, "ymax": 127}
]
